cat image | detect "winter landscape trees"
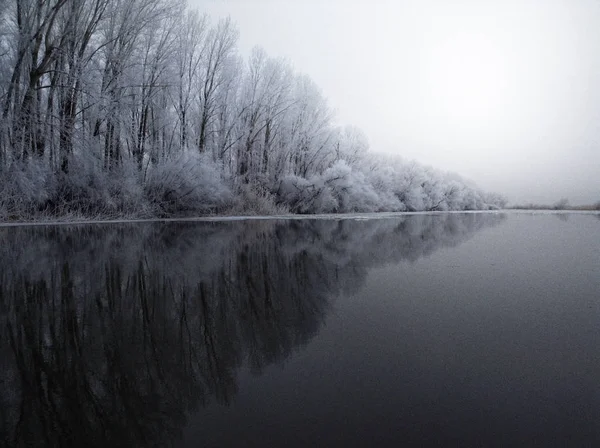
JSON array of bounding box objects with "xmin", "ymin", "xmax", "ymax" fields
[{"xmin": 0, "ymin": 0, "xmax": 506, "ymax": 220}]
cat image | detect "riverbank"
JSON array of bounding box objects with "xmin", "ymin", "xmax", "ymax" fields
[{"xmin": 2, "ymin": 209, "xmax": 600, "ymax": 228}]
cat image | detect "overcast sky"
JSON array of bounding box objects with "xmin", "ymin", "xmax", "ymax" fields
[{"xmin": 191, "ymin": 0, "xmax": 600, "ymax": 204}]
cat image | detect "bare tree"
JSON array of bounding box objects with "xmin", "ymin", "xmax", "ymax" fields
[{"xmin": 196, "ymin": 18, "xmax": 238, "ymax": 154}]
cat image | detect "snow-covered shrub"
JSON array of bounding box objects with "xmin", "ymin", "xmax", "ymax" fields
[
  {"xmin": 362, "ymin": 163, "xmax": 406, "ymax": 212},
  {"xmin": 228, "ymin": 183, "xmax": 290, "ymax": 215},
  {"xmin": 321, "ymin": 160, "xmax": 381, "ymax": 212},
  {"xmin": 0, "ymin": 159, "xmax": 53, "ymax": 219},
  {"xmin": 105, "ymin": 161, "xmax": 147, "ymax": 215},
  {"xmin": 30, "ymin": 151, "xmax": 144, "ymax": 218},
  {"xmin": 47, "ymin": 154, "xmax": 113, "ymax": 215},
  {"xmin": 277, "ymin": 174, "xmax": 326, "ymax": 214},
  {"xmin": 277, "ymin": 160, "xmax": 395, "ymax": 213},
  {"xmin": 144, "ymin": 152, "xmax": 233, "ymax": 215},
  {"xmin": 483, "ymin": 192, "xmax": 508, "ymax": 210}
]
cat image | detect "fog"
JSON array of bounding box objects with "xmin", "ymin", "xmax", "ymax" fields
[{"xmin": 197, "ymin": 0, "xmax": 600, "ymax": 205}]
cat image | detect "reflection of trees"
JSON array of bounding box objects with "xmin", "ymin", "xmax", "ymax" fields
[{"xmin": 0, "ymin": 213, "xmax": 505, "ymax": 447}]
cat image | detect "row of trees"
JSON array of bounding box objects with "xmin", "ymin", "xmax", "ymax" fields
[{"xmin": 0, "ymin": 0, "xmax": 506, "ymax": 219}]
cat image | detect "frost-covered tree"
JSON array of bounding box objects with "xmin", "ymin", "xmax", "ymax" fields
[{"xmin": 0, "ymin": 1, "xmax": 506, "ymax": 219}]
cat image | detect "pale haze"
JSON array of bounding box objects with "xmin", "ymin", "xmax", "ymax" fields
[{"xmin": 194, "ymin": 0, "xmax": 600, "ymax": 205}]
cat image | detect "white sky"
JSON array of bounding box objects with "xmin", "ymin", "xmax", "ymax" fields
[{"xmin": 192, "ymin": 0, "xmax": 600, "ymax": 204}]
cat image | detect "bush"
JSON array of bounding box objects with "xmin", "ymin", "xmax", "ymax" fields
[
  {"xmin": 228, "ymin": 183, "xmax": 290, "ymax": 216},
  {"xmin": 144, "ymin": 152, "xmax": 233, "ymax": 216},
  {"xmin": 553, "ymin": 198, "xmax": 570, "ymax": 210},
  {"xmin": 0, "ymin": 159, "xmax": 53, "ymax": 219},
  {"xmin": 0, "ymin": 151, "xmax": 233, "ymax": 220}
]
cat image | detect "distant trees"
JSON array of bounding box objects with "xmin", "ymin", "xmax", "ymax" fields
[
  {"xmin": 553, "ymin": 198, "xmax": 569, "ymax": 210},
  {"xmin": 510, "ymin": 198, "xmax": 600, "ymax": 211},
  {"xmin": 0, "ymin": 0, "xmax": 506, "ymax": 219}
]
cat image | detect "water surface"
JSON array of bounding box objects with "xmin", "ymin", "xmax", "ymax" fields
[{"xmin": 1, "ymin": 212, "xmax": 599, "ymax": 447}]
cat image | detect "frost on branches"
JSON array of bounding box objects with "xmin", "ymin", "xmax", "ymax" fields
[{"xmin": 0, "ymin": 0, "xmax": 505, "ymax": 220}]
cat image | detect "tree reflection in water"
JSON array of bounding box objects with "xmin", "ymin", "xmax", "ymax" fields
[{"xmin": 0, "ymin": 213, "xmax": 505, "ymax": 447}]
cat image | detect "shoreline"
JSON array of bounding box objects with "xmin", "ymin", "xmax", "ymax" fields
[{"xmin": 1, "ymin": 209, "xmax": 598, "ymax": 228}]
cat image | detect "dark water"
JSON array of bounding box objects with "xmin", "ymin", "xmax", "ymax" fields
[{"xmin": 1, "ymin": 212, "xmax": 599, "ymax": 447}]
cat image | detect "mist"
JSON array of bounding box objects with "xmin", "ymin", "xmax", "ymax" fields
[{"xmin": 198, "ymin": 0, "xmax": 600, "ymax": 205}]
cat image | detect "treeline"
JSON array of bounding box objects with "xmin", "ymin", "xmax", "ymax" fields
[
  {"xmin": 510, "ymin": 198, "xmax": 600, "ymax": 211},
  {"xmin": 0, "ymin": 0, "xmax": 506, "ymax": 220}
]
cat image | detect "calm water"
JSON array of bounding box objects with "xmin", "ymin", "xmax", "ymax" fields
[{"xmin": 1, "ymin": 212, "xmax": 599, "ymax": 447}]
